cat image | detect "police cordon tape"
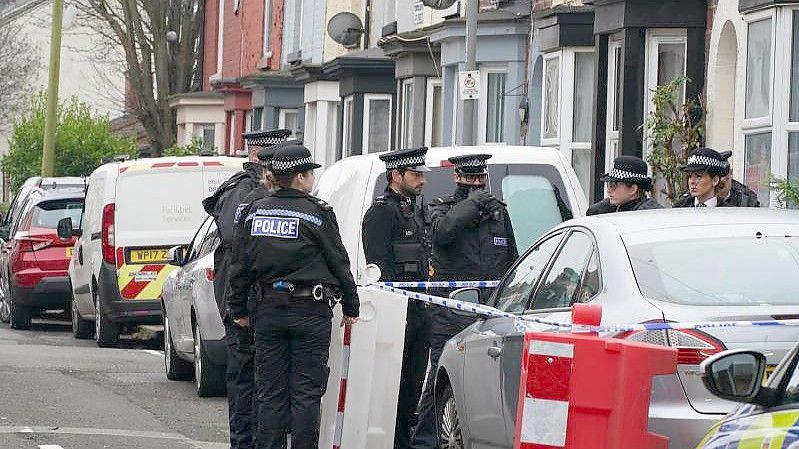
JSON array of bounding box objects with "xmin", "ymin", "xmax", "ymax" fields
[{"xmin": 367, "ymin": 281, "xmax": 799, "ymax": 333}]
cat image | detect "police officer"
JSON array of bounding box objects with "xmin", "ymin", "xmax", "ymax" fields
[
  {"xmin": 227, "ymin": 144, "xmax": 359, "ymax": 449},
  {"xmin": 673, "ymin": 148, "xmax": 731, "ymax": 208},
  {"xmin": 362, "ymin": 147, "xmax": 431, "ymax": 449},
  {"xmin": 202, "ymin": 129, "xmax": 289, "ymax": 449},
  {"xmin": 410, "ymin": 154, "xmax": 518, "ymax": 449},
  {"xmin": 586, "ymin": 156, "xmax": 662, "ymax": 215},
  {"xmin": 717, "ymin": 151, "xmax": 761, "ymax": 207}
]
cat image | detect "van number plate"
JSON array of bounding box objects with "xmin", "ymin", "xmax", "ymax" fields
[{"xmin": 129, "ymin": 248, "xmax": 170, "ymax": 264}]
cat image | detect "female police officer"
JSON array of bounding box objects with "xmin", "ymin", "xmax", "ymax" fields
[{"xmin": 226, "ymin": 144, "xmax": 359, "ymax": 449}]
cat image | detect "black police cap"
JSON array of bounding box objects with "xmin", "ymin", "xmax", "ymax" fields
[
  {"xmin": 258, "ymin": 139, "xmax": 302, "ymax": 164},
  {"xmin": 599, "ymin": 155, "xmax": 653, "ymax": 190},
  {"xmin": 379, "ymin": 147, "xmax": 430, "ymax": 172},
  {"xmin": 271, "ymin": 145, "xmax": 322, "ymax": 175},
  {"xmin": 448, "ymin": 154, "xmax": 492, "ymax": 175},
  {"xmin": 242, "ymin": 129, "xmax": 292, "ymax": 147},
  {"xmin": 681, "ymin": 148, "xmax": 727, "ymax": 176}
]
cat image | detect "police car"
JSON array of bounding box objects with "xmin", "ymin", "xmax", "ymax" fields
[{"xmin": 697, "ymin": 343, "xmax": 799, "ymax": 449}]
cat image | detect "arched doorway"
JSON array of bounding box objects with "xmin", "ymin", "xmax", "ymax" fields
[{"xmin": 707, "ymin": 20, "xmax": 738, "ymax": 151}]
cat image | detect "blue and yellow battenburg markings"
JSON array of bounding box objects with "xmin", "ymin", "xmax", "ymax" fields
[{"xmin": 697, "ymin": 410, "xmax": 799, "ymax": 449}]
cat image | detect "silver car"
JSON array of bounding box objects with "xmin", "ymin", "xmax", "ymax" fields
[
  {"xmin": 436, "ymin": 208, "xmax": 799, "ymax": 449},
  {"xmin": 161, "ymin": 216, "xmax": 226, "ymax": 397}
]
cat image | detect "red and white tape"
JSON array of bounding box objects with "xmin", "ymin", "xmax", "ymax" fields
[
  {"xmin": 333, "ymin": 323, "xmax": 352, "ymax": 449},
  {"xmin": 519, "ymin": 340, "xmax": 573, "ymax": 449}
]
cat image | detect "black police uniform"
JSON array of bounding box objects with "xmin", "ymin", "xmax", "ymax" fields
[
  {"xmin": 227, "ymin": 145, "xmax": 359, "ymax": 449},
  {"xmin": 585, "ymin": 156, "xmax": 663, "ymax": 216},
  {"xmin": 410, "ymin": 154, "xmax": 518, "ymax": 449},
  {"xmin": 725, "ymin": 180, "xmax": 760, "ymax": 207},
  {"xmin": 361, "ymin": 147, "xmax": 431, "ymax": 449},
  {"xmin": 202, "ymin": 129, "xmax": 290, "ymax": 449}
]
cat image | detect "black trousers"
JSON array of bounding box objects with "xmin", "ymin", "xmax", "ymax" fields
[
  {"xmin": 226, "ymin": 318, "xmax": 256, "ymax": 449},
  {"xmin": 254, "ymin": 300, "xmax": 332, "ymax": 449},
  {"xmin": 395, "ymin": 303, "xmax": 431, "ymax": 449}
]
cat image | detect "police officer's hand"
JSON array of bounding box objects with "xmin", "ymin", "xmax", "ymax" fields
[
  {"xmin": 234, "ymin": 316, "xmax": 250, "ymax": 328},
  {"xmin": 467, "ymin": 189, "xmax": 495, "ymax": 207},
  {"xmin": 340, "ymin": 315, "xmax": 359, "ymax": 327}
]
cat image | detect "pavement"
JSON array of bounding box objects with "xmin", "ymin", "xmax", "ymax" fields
[{"xmin": 0, "ymin": 316, "xmax": 229, "ymax": 449}]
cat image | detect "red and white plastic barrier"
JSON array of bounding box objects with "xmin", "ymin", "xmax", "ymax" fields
[
  {"xmin": 332, "ymin": 324, "xmax": 352, "ymax": 449},
  {"xmin": 513, "ymin": 304, "xmax": 678, "ymax": 449}
]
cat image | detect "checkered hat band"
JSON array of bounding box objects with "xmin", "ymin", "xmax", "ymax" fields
[
  {"xmin": 272, "ymin": 156, "xmax": 314, "ymax": 171},
  {"xmin": 456, "ymin": 158, "xmax": 486, "ymax": 169},
  {"xmin": 607, "ymin": 169, "xmax": 648, "ymax": 179},
  {"xmin": 687, "ymin": 155, "xmax": 724, "ymax": 168},
  {"xmin": 386, "ymin": 154, "xmax": 426, "ymax": 170},
  {"xmin": 246, "ymin": 136, "xmax": 289, "ymax": 146}
]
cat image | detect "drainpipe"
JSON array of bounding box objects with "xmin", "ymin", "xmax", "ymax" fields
[{"xmin": 462, "ymin": 0, "xmax": 478, "ymax": 146}]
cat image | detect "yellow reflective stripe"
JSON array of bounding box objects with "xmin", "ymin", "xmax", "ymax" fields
[{"xmin": 136, "ymin": 265, "xmax": 177, "ymax": 299}]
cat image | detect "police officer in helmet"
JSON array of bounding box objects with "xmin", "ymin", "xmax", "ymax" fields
[
  {"xmin": 362, "ymin": 147, "xmax": 431, "ymax": 449},
  {"xmin": 410, "ymin": 154, "xmax": 518, "ymax": 449},
  {"xmin": 227, "ymin": 144, "xmax": 359, "ymax": 449},
  {"xmin": 201, "ymin": 128, "xmax": 290, "ymax": 449}
]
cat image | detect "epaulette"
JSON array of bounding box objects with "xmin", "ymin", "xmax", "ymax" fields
[
  {"xmin": 434, "ymin": 196, "xmax": 457, "ymax": 205},
  {"xmin": 307, "ymin": 195, "xmax": 334, "ymax": 211},
  {"xmin": 374, "ymin": 195, "xmax": 388, "ymax": 205}
]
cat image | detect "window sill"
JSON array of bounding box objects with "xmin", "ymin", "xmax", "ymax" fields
[{"xmin": 209, "ymin": 73, "xmax": 223, "ymax": 85}]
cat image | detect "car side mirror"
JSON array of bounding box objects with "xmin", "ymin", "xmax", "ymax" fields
[
  {"xmin": 448, "ymin": 287, "xmax": 484, "ymax": 318},
  {"xmin": 701, "ymin": 350, "xmax": 768, "ymax": 404},
  {"xmin": 57, "ymin": 218, "xmax": 80, "ymax": 240},
  {"xmin": 167, "ymin": 245, "xmax": 185, "ymax": 267}
]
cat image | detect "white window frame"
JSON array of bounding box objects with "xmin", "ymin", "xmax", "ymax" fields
[
  {"xmin": 425, "ymin": 78, "xmax": 442, "ymax": 147},
  {"xmin": 478, "ymin": 66, "xmax": 509, "ymax": 145},
  {"xmin": 342, "ymin": 96, "xmax": 354, "ymax": 156},
  {"xmin": 605, "ymin": 38, "xmax": 623, "ymax": 175},
  {"xmin": 245, "ymin": 110, "xmax": 253, "ymax": 133},
  {"xmin": 541, "ymin": 53, "xmax": 562, "ymax": 146},
  {"xmin": 263, "ymin": 0, "xmax": 273, "ymax": 58},
  {"xmin": 742, "ymin": 10, "xmax": 776, "ymax": 130},
  {"xmin": 215, "ymin": 0, "xmax": 225, "ymax": 79},
  {"xmin": 362, "ymin": 93, "xmax": 394, "ymax": 154},
  {"xmin": 228, "ymin": 112, "xmax": 236, "ymax": 155},
  {"xmin": 400, "ymin": 79, "xmax": 414, "ymax": 149},
  {"xmin": 279, "ymin": 108, "xmax": 300, "ymax": 135},
  {"xmin": 643, "ymin": 29, "xmax": 688, "ymax": 159},
  {"xmin": 451, "ymin": 76, "xmax": 458, "ymax": 145}
]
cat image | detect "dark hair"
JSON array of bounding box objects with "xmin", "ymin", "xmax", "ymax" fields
[
  {"xmin": 266, "ymin": 170, "xmax": 312, "ymax": 189},
  {"xmin": 385, "ymin": 169, "xmax": 406, "ymax": 184}
]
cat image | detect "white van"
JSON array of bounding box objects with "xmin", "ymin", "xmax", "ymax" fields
[
  {"xmin": 314, "ymin": 146, "xmax": 589, "ymax": 283},
  {"xmin": 67, "ymin": 156, "xmax": 241, "ymax": 347}
]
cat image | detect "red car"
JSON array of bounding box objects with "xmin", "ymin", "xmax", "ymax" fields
[{"xmin": 0, "ymin": 188, "xmax": 85, "ymax": 329}]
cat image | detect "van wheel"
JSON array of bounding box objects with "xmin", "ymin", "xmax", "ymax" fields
[
  {"xmin": 164, "ymin": 307, "xmax": 192, "ymax": 380},
  {"xmin": 9, "ymin": 301, "xmax": 31, "ymax": 330},
  {"xmin": 193, "ymin": 322, "xmax": 225, "ymax": 397},
  {"xmin": 95, "ymin": 292, "xmax": 119, "ymax": 348},
  {"xmin": 437, "ymin": 383, "xmax": 465, "ymax": 449},
  {"xmin": 71, "ymin": 296, "xmax": 94, "ymax": 339}
]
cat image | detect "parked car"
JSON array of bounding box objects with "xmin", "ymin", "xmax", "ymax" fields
[
  {"xmin": 436, "ymin": 209, "xmax": 799, "ymax": 449},
  {"xmin": 314, "ymin": 146, "xmax": 589, "ymax": 280},
  {"xmin": 695, "ymin": 344, "xmax": 799, "ymax": 448},
  {"xmin": 160, "ymin": 216, "xmax": 226, "ymax": 397},
  {"xmin": 0, "ymin": 187, "xmax": 85, "ymax": 329},
  {"xmin": 0, "ymin": 176, "xmax": 87, "ymax": 326},
  {"xmin": 66, "ymin": 156, "xmax": 241, "ymax": 347}
]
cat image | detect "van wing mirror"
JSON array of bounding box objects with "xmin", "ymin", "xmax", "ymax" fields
[
  {"xmin": 701, "ymin": 350, "xmax": 769, "ymax": 405},
  {"xmin": 57, "ymin": 218, "xmax": 74, "ymax": 241},
  {"xmin": 167, "ymin": 245, "xmax": 185, "ymax": 266}
]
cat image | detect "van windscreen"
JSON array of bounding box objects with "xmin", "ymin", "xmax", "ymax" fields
[{"xmin": 373, "ymin": 164, "xmax": 573, "ymax": 253}]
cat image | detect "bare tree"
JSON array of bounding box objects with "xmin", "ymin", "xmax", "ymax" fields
[
  {"xmin": 0, "ymin": 25, "xmax": 40, "ymax": 132},
  {"xmin": 74, "ymin": 0, "xmax": 205, "ymax": 155}
]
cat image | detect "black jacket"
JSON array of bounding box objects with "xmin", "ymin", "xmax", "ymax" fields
[
  {"xmin": 362, "ymin": 187, "xmax": 429, "ymax": 282},
  {"xmin": 227, "ymin": 188, "xmax": 359, "ymax": 319},
  {"xmin": 202, "ymin": 162, "xmax": 264, "ymax": 247},
  {"xmin": 586, "ymin": 197, "xmax": 663, "ymax": 216},
  {"xmin": 672, "ymin": 195, "xmax": 732, "ymax": 208},
  {"xmin": 725, "ymin": 180, "xmax": 760, "ymax": 207}
]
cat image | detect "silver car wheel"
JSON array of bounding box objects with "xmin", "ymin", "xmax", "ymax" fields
[
  {"xmin": 164, "ymin": 314, "xmax": 173, "ymax": 370},
  {"xmin": 440, "ymin": 392, "xmax": 464, "ymax": 449},
  {"xmin": 193, "ymin": 324, "xmax": 202, "ymax": 392}
]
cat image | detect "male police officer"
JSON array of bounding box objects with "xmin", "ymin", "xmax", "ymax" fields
[
  {"xmin": 227, "ymin": 144, "xmax": 359, "ymax": 449},
  {"xmin": 362, "ymin": 147, "xmax": 431, "ymax": 449},
  {"xmin": 202, "ymin": 129, "xmax": 290, "ymax": 449},
  {"xmin": 718, "ymin": 151, "xmax": 760, "ymax": 207},
  {"xmin": 410, "ymin": 154, "xmax": 518, "ymax": 449}
]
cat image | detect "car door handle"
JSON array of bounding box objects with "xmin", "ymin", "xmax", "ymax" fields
[{"xmin": 487, "ymin": 346, "xmax": 502, "ymax": 358}]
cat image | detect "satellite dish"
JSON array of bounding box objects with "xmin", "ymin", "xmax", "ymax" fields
[
  {"xmin": 422, "ymin": 0, "xmax": 457, "ymax": 10},
  {"xmin": 327, "ymin": 12, "xmax": 365, "ymax": 49}
]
